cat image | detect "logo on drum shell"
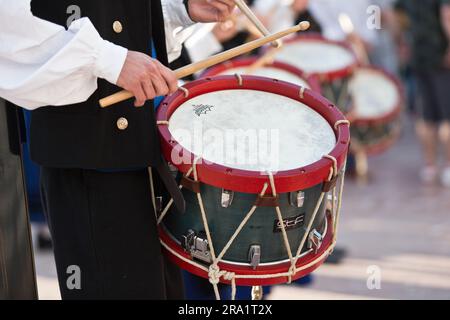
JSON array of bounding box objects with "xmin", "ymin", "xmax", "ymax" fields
[
  {"xmin": 273, "ymin": 213, "xmax": 305, "ymax": 233},
  {"xmin": 193, "ymin": 104, "xmax": 214, "ymax": 116}
]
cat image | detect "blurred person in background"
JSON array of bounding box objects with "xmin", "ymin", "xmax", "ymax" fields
[
  {"xmin": 253, "ymin": 0, "xmax": 321, "ymax": 34},
  {"xmin": 395, "ymin": 0, "xmax": 450, "ymax": 186},
  {"xmin": 369, "ymin": 0, "xmax": 400, "ymax": 74},
  {"xmin": 308, "ymin": 0, "xmax": 378, "ymax": 59},
  {"xmin": 179, "ymin": 1, "xmax": 254, "ymax": 67}
]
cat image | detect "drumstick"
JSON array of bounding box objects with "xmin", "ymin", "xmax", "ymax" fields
[
  {"xmin": 234, "ymin": 0, "xmax": 282, "ymax": 48},
  {"xmin": 338, "ymin": 13, "xmax": 370, "ymax": 65},
  {"xmin": 99, "ymin": 21, "xmax": 310, "ymax": 108},
  {"xmin": 244, "ymin": 46, "xmax": 282, "ymax": 73}
]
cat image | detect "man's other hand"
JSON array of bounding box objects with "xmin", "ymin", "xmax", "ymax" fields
[
  {"xmin": 116, "ymin": 51, "xmax": 178, "ymax": 107},
  {"xmin": 187, "ymin": 0, "xmax": 236, "ymax": 23}
]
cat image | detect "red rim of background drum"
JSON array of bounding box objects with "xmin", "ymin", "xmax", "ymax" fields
[
  {"xmin": 199, "ymin": 56, "xmax": 322, "ymax": 94},
  {"xmin": 348, "ymin": 66, "xmax": 404, "ymax": 126},
  {"xmin": 355, "ymin": 124, "xmax": 402, "ymax": 156},
  {"xmin": 263, "ymin": 33, "xmax": 360, "ymax": 83},
  {"xmin": 157, "ymin": 76, "xmax": 350, "ymax": 194},
  {"xmin": 159, "ymin": 214, "xmax": 334, "ymax": 286}
]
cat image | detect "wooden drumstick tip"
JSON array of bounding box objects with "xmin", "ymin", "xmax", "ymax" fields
[{"xmin": 299, "ymin": 21, "xmax": 310, "ymax": 31}]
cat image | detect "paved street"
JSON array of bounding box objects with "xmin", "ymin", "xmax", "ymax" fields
[{"xmin": 34, "ymin": 115, "xmax": 450, "ymax": 300}]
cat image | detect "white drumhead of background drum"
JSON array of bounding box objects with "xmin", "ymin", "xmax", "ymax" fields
[
  {"xmin": 274, "ymin": 40, "xmax": 356, "ymax": 74},
  {"xmin": 349, "ymin": 69, "xmax": 399, "ymax": 119},
  {"xmin": 216, "ymin": 66, "xmax": 310, "ymax": 88},
  {"xmin": 168, "ymin": 89, "xmax": 336, "ymax": 172}
]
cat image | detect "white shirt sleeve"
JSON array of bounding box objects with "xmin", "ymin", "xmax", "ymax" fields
[
  {"xmin": 184, "ymin": 24, "xmax": 223, "ymax": 63},
  {"xmin": 0, "ymin": 0, "xmax": 128, "ymax": 110},
  {"xmin": 161, "ymin": 0, "xmax": 196, "ymax": 62}
]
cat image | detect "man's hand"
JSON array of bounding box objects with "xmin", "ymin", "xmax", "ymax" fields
[
  {"xmin": 187, "ymin": 0, "xmax": 236, "ymax": 23},
  {"xmin": 116, "ymin": 51, "xmax": 178, "ymax": 107}
]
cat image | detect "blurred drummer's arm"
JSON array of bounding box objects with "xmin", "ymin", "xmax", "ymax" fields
[
  {"xmin": 184, "ymin": 24, "xmax": 225, "ymax": 62},
  {"xmin": 440, "ymin": 1, "xmax": 450, "ymax": 42},
  {"xmin": 440, "ymin": 1, "xmax": 450, "ymax": 67},
  {"xmin": 161, "ymin": 0, "xmax": 196, "ymax": 62},
  {"xmin": 0, "ymin": 0, "xmax": 127, "ymax": 110},
  {"xmin": 162, "ymin": 0, "xmax": 237, "ymax": 62}
]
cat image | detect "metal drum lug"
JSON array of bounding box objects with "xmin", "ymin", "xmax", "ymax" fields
[
  {"xmin": 221, "ymin": 189, "xmax": 234, "ymax": 208},
  {"xmin": 289, "ymin": 191, "xmax": 305, "ymax": 208},
  {"xmin": 248, "ymin": 245, "xmax": 261, "ymax": 270},
  {"xmin": 307, "ymin": 229, "xmax": 324, "ymax": 254}
]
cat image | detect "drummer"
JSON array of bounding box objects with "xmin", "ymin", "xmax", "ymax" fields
[{"xmin": 0, "ymin": 0, "xmax": 236, "ymax": 300}]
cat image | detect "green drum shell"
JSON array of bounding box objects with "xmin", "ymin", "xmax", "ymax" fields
[
  {"xmin": 321, "ymin": 78, "xmax": 354, "ymax": 115},
  {"xmin": 162, "ymin": 176, "xmax": 327, "ymax": 265},
  {"xmin": 351, "ymin": 120, "xmax": 401, "ymax": 152}
]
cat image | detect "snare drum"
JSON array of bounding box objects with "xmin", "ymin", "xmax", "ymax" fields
[
  {"xmin": 270, "ymin": 34, "xmax": 359, "ymax": 113},
  {"xmin": 348, "ymin": 67, "xmax": 403, "ymax": 155},
  {"xmin": 201, "ymin": 57, "xmax": 321, "ymax": 93},
  {"xmin": 154, "ymin": 76, "xmax": 350, "ymax": 295}
]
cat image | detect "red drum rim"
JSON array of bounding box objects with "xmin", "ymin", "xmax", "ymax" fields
[
  {"xmin": 159, "ymin": 214, "xmax": 334, "ymax": 286},
  {"xmin": 157, "ymin": 76, "xmax": 350, "ymax": 194},
  {"xmin": 348, "ymin": 66, "xmax": 404, "ymax": 126},
  {"xmin": 264, "ymin": 33, "xmax": 360, "ymax": 82},
  {"xmin": 199, "ymin": 56, "xmax": 322, "ymax": 94}
]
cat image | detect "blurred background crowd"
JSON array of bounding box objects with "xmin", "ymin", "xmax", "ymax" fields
[{"xmin": 27, "ymin": 0, "xmax": 450, "ymax": 299}]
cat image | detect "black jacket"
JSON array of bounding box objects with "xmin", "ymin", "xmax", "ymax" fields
[{"xmin": 29, "ymin": 0, "xmax": 168, "ymax": 169}]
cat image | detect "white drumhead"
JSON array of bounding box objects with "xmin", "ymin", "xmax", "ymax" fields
[
  {"xmin": 349, "ymin": 69, "xmax": 400, "ymax": 119},
  {"xmin": 216, "ymin": 66, "xmax": 310, "ymax": 88},
  {"xmin": 274, "ymin": 40, "xmax": 356, "ymax": 74},
  {"xmin": 168, "ymin": 89, "xmax": 336, "ymax": 172}
]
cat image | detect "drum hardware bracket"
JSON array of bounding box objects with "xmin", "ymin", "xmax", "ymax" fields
[
  {"xmin": 167, "ymin": 162, "xmax": 178, "ymax": 173},
  {"xmin": 307, "ymin": 229, "xmax": 323, "ymax": 254},
  {"xmin": 234, "ymin": 73, "xmax": 243, "ymax": 86},
  {"xmin": 178, "ymin": 86, "xmax": 190, "ymax": 98},
  {"xmin": 288, "ymin": 191, "xmax": 305, "ymax": 208},
  {"xmin": 254, "ymin": 194, "xmax": 280, "ymax": 207},
  {"xmin": 221, "ymin": 189, "xmax": 234, "ymax": 208},
  {"xmin": 248, "ymin": 245, "xmax": 261, "ymax": 270},
  {"xmin": 322, "ymin": 174, "xmax": 339, "ymax": 192},
  {"xmin": 182, "ymin": 229, "xmax": 212, "ymax": 264},
  {"xmin": 155, "ymin": 196, "xmax": 163, "ymax": 214},
  {"xmin": 181, "ymin": 175, "xmax": 201, "ymax": 193},
  {"xmin": 299, "ymin": 87, "xmax": 305, "ymax": 99}
]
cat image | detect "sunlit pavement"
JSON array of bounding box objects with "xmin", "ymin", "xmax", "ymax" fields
[{"xmin": 33, "ymin": 115, "xmax": 450, "ymax": 300}]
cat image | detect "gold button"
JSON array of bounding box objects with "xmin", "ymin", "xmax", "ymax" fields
[
  {"xmin": 117, "ymin": 117, "xmax": 128, "ymax": 130},
  {"xmin": 113, "ymin": 20, "xmax": 123, "ymax": 33}
]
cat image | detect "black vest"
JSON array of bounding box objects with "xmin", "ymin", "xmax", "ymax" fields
[{"xmin": 29, "ymin": 0, "xmax": 168, "ymax": 169}]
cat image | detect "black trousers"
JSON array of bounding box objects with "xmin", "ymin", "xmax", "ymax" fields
[
  {"xmin": 415, "ymin": 68, "xmax": 450, "ymax": 123},
  {"xmin": 40, "ymin": 167, "xmax": 184, "ymax": 299}
]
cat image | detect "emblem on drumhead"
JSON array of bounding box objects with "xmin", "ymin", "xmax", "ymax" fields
[{"xmin": 193, "ymin": 104, "xmax": 214, "ymax": 117}]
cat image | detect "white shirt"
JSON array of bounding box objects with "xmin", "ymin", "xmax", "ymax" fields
[
  {"xmin": 184, "ymin": 23, "xmax": 223, "ymax": 63},
  {"xmin": 308, "ymin": 0, "xmax": 377, "ymax": 45},
  {"xmin": 253, "ymin": 0, "xmax": 296, "ymax": 34},
  {"xmin": 0, "ymin": 0, "xmax": 194, "ymax": 109}
]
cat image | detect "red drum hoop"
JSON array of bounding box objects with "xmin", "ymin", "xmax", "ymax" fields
[
  {"xmin": 200, "ymin": 57, "xmax": 322, "ymax": 93},
  {"xmin": 156, "ymin": 76, "xmax": 350, "ymax": 194}
]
